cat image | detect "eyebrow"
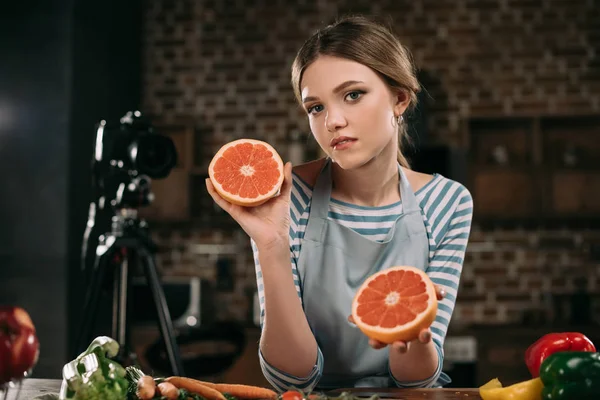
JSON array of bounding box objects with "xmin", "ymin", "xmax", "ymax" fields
[{"xmin": 302, "ymin": 80, "xmax": 364, "ymax": 103}]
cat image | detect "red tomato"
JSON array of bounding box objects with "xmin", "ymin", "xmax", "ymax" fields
[
  {"xmin": 0, "ymin": 306, "xmax": 40, "ymax": 385},
  {"xmin": 281, "ymin": 391, "xmax": 304, "ymax": 400}
]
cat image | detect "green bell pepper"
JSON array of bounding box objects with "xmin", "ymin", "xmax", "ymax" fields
[
  {"xmin": 540, "ymin": 351, "xmax": 600, "ymax": 399},
  {"xmin": 58, "ymin": 336, "xmax": 129, "ymax": 400}
]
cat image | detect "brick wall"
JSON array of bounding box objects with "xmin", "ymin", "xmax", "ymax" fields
[{"xmin": 142, "ymin": 0, "xmax": 600, "ymax": 326}]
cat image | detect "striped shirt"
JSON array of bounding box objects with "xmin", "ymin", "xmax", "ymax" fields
[{"xmin": 252, "ymin": 171, "xmax": 474, "ymax": 392}]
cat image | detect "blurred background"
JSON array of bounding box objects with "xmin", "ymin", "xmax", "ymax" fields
[{"xmin": 1, "ymin": 0, "xmax": 600, "ymax": 390}]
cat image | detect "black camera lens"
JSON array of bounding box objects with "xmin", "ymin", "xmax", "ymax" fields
[{"xmin": 131, "ymin": 135, "xmax": 177, "ymax": 179}]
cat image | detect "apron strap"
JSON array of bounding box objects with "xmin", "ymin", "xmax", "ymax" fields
[
  {"xmin": 398, "ymin": 165, "xmax": 420, "ymax": 214},
  {"xmin": 308, "ymin": 158, "xmax": 334, "ymax": 220},
  {"xmin": 302, "ymin": 159, "xmax": 332, "ymax": 242}
]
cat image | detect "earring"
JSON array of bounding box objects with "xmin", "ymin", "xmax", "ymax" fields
[{"xmin": 397, "ymin": 115, "xmax": 403, "ymax": 125}]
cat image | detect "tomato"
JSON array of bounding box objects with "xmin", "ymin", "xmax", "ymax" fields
[
  {"xmin": 0, "ymin": 306, "xmax": 40, "ymax": 385},
  {"xmin": 281, "ymin": 391, "xmax": 304, "ymax": 400}
]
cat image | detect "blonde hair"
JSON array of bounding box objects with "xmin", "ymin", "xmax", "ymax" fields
[{"xmin": 291, "ymin": 15, "xmax": 421, "ymax": 168}]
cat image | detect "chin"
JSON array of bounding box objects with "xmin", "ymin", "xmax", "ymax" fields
[{"xmin": 330, "ymin": 152, "xmax": 371, "ymax": 170}]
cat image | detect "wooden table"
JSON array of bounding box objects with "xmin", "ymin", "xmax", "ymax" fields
[
  {"xmin": 2, "ymin": 379, "xmax": 62, "ymax": 400},
  {"xmin": 1, "ymin": 379, "xmax": 482, "ymax": 399},
  {"xmin": 327, "ymin": 388, "xmax": 482, "ymax": 399}
]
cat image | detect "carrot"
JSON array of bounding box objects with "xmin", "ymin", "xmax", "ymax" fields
[
  {"xmin": 177, "ymin": 380, "xmax": 277, "ymax": 399},
  {"xmin": 211, "ymin": 383, "xmax": 277, "ymax": 399},
  {"xmin": 157, "ymin": 381, "xmax": 179, "ymax": 400},
  {"xmin": 165, "ymin": 376, "xmax": 227, "ymax": 400},
  {"xmin": 136, "ymin": 375, "xmax": 156, "ymax": 400}
]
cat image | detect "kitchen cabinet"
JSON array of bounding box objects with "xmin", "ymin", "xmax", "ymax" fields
[{"xmin": 465, "ymin": 114, "xmax": 600, "ymax": 223}]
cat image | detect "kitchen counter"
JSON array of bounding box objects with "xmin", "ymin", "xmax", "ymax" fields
[{"xmin": 3, "ymin": 379, "xmax": 483, "ymax": 399}]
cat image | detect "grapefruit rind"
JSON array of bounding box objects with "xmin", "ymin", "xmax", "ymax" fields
[
  {"xmin": 351, "ymin": 266, "xmax": 438, "ymax": 344},
  {"xmin": 208, "ymin": 139, "xmax": 284, "ymax": 207}
]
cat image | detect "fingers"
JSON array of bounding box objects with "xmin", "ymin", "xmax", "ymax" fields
[
  {"xmin": 418, "ymin": 329, "xmax": 432, "ymax": 344},
  {"xmin": 435, "ymin": 284, "xmax": 446, "ymax": 301},
  {"xmin": 391, "ymin": 341, "xmax": 408, "ymax": 353},
  {"xmin": 205, "ymin": 178, "xmax": 239, "ymax": 217},
  {"xmin": 369, "ymin": 339, "xmax": 387, "ymax": 350},
  {"xmin": 348, "ymin": 315, "xmax": 431, "ymax": 352},
  {"xmin": 389, "ymin": 330, "xmax": 430, "ymax": 354}
]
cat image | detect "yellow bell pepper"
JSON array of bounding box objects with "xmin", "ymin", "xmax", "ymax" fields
[{"xmin": 479, "ymin": 377, "xmax": 544, "ymax": 400}]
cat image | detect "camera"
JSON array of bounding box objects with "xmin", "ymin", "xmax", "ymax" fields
[
  {"xmin": 93, "ymin": 110, "xmax": 177, "ymax": 180},
  {"xmin": 92, "ymin": 111, "xmax": 177, "ymax": 210}
]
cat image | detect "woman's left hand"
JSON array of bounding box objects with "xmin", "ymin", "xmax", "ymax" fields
[{"xmin": 348, "ymin": 285, "xmax": 446, "ymax": 353}]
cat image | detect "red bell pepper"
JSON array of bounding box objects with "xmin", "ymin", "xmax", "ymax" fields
[{"xmin": 525, "ymin": 332, "xmax": 596, "ymax": 377}]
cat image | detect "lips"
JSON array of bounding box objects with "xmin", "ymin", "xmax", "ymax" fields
[{"xmin": 330, "ymin": 136, "xmax": 357, "ymax": 148}]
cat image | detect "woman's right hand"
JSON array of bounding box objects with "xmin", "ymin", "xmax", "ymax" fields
[{"xmin": 205, "ymin": 161, "xmax": 294, "ymax": 252}]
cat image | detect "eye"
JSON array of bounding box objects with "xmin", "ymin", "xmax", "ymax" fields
[
  {"xmin": 307, "ymin": 104, "xmax": 324, "ymax": 115},
  {"xmin": 345, "ymin": 90, "xmax": 365, "ymax": 101}
]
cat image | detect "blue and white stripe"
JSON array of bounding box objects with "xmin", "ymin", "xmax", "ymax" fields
[
  {"xmin": 253, "ymin": 171, "xmax": 474, "ymax": 391},
  {"xmin": 258, "ymin": 347, "xmax": 325, "ymax": 392}
]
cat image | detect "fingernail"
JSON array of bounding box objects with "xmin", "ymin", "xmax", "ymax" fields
[{"xmin": 440, "ymin": 288, "xmax": 446, "ymax": 297}]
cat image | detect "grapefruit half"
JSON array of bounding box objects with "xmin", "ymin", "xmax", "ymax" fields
[
  {"xmin": 351, "ymin": 266, "xmax": 438, "ymax": 344},
  {"xmin": 208, "ymin": 139, "xmax": 284, "ymax": 207}
]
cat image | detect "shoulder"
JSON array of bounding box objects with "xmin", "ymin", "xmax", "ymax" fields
[
  {"xmin": 289, "ymin": 159, "xmax": 326, "ymax": 217},
  {"xmin": 417, "ymin": 174, "xmax": 474, "ymax": 220},
  {"xmin": 403, "ymin": 168, "xmax": 436, "ymax": 194},
  {"xmin": 417, "ymin": 174, "xmax": 474, "ymax": 242},
  {"xmin": 292, "ymin": 158, "xmax": 327, "ymax": 189}
]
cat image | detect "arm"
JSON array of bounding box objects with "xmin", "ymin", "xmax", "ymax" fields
[
  {"xmin": 389, "ymin": 186, "xmax": 474, "ymax": 387},
  {"xmin": 206, "ymin": 163, "xmax": 323, "ymax": 392},
  {"xmin": 253, "ymin": 176, "xmax": 324, "ymax": 392}
]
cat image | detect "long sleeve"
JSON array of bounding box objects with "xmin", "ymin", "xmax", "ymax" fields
[
  {"xmin": 391, "ymin": 183, "xmax": 474, "ymax": 388},
  {"xmin": 252, "ymin": 174, "xmax": 324, "ymax": 392}
]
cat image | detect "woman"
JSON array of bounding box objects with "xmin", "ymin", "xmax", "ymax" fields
[{"xmin": 206, "ymin": 15, "xmax": 473, "ymax": 391}]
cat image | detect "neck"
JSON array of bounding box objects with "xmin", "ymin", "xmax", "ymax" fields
[{"xmin": 330, "ymin": 152, "xmax": 401, "ymax": 208}]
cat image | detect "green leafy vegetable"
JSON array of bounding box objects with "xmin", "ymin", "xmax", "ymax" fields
[{"xmin": 58, "ymin": 336, "xmax": 129, "ymax": 400}]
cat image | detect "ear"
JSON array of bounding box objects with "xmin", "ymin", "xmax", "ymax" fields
[{"xmin": 392, "ymin": 89, "xmax": 411, "ymax": 117}]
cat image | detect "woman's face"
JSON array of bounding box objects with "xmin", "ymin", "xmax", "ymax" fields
[{"xmin": 300, "ymin": 55, "xmax": 409, "ymax": 170}]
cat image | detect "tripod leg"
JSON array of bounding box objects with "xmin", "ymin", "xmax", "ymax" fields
[
  {"xmin": 139, "ymin": 250, "xmax": 185, "ymax": 376},
  {"xmin": 77, "ymin": 251, "xmax": 111, "ymax": 353},
  {"xmin": 111, "ymin": 248, "xmax": 137, "ymax": 366},
  {"xmin": 112, "ymin": 248, "xmax": 130, "ymax": 350}
]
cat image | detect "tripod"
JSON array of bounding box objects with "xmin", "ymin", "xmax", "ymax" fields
[{"xmin": 76, "ymin": 208, "xmax": 184, "ymax": 376}]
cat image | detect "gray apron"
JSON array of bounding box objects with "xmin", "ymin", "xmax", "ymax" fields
[{"xmin": 297, "ymin": 158, "xmax": 439, "ymax": 388}]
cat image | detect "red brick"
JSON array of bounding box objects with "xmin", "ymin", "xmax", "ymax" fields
[{"xmin": 483, "ymin": 307, "xmax": 498, "ymax": 319}]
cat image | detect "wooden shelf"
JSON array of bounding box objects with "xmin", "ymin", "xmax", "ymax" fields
[{"xmin": 465, "ymin": 114, "xmax": 600, "ymax": 222}]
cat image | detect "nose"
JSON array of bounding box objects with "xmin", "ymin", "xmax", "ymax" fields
[{"xmin": 325, "ymin": 108, "xmax": 347, "ymax": 132}]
